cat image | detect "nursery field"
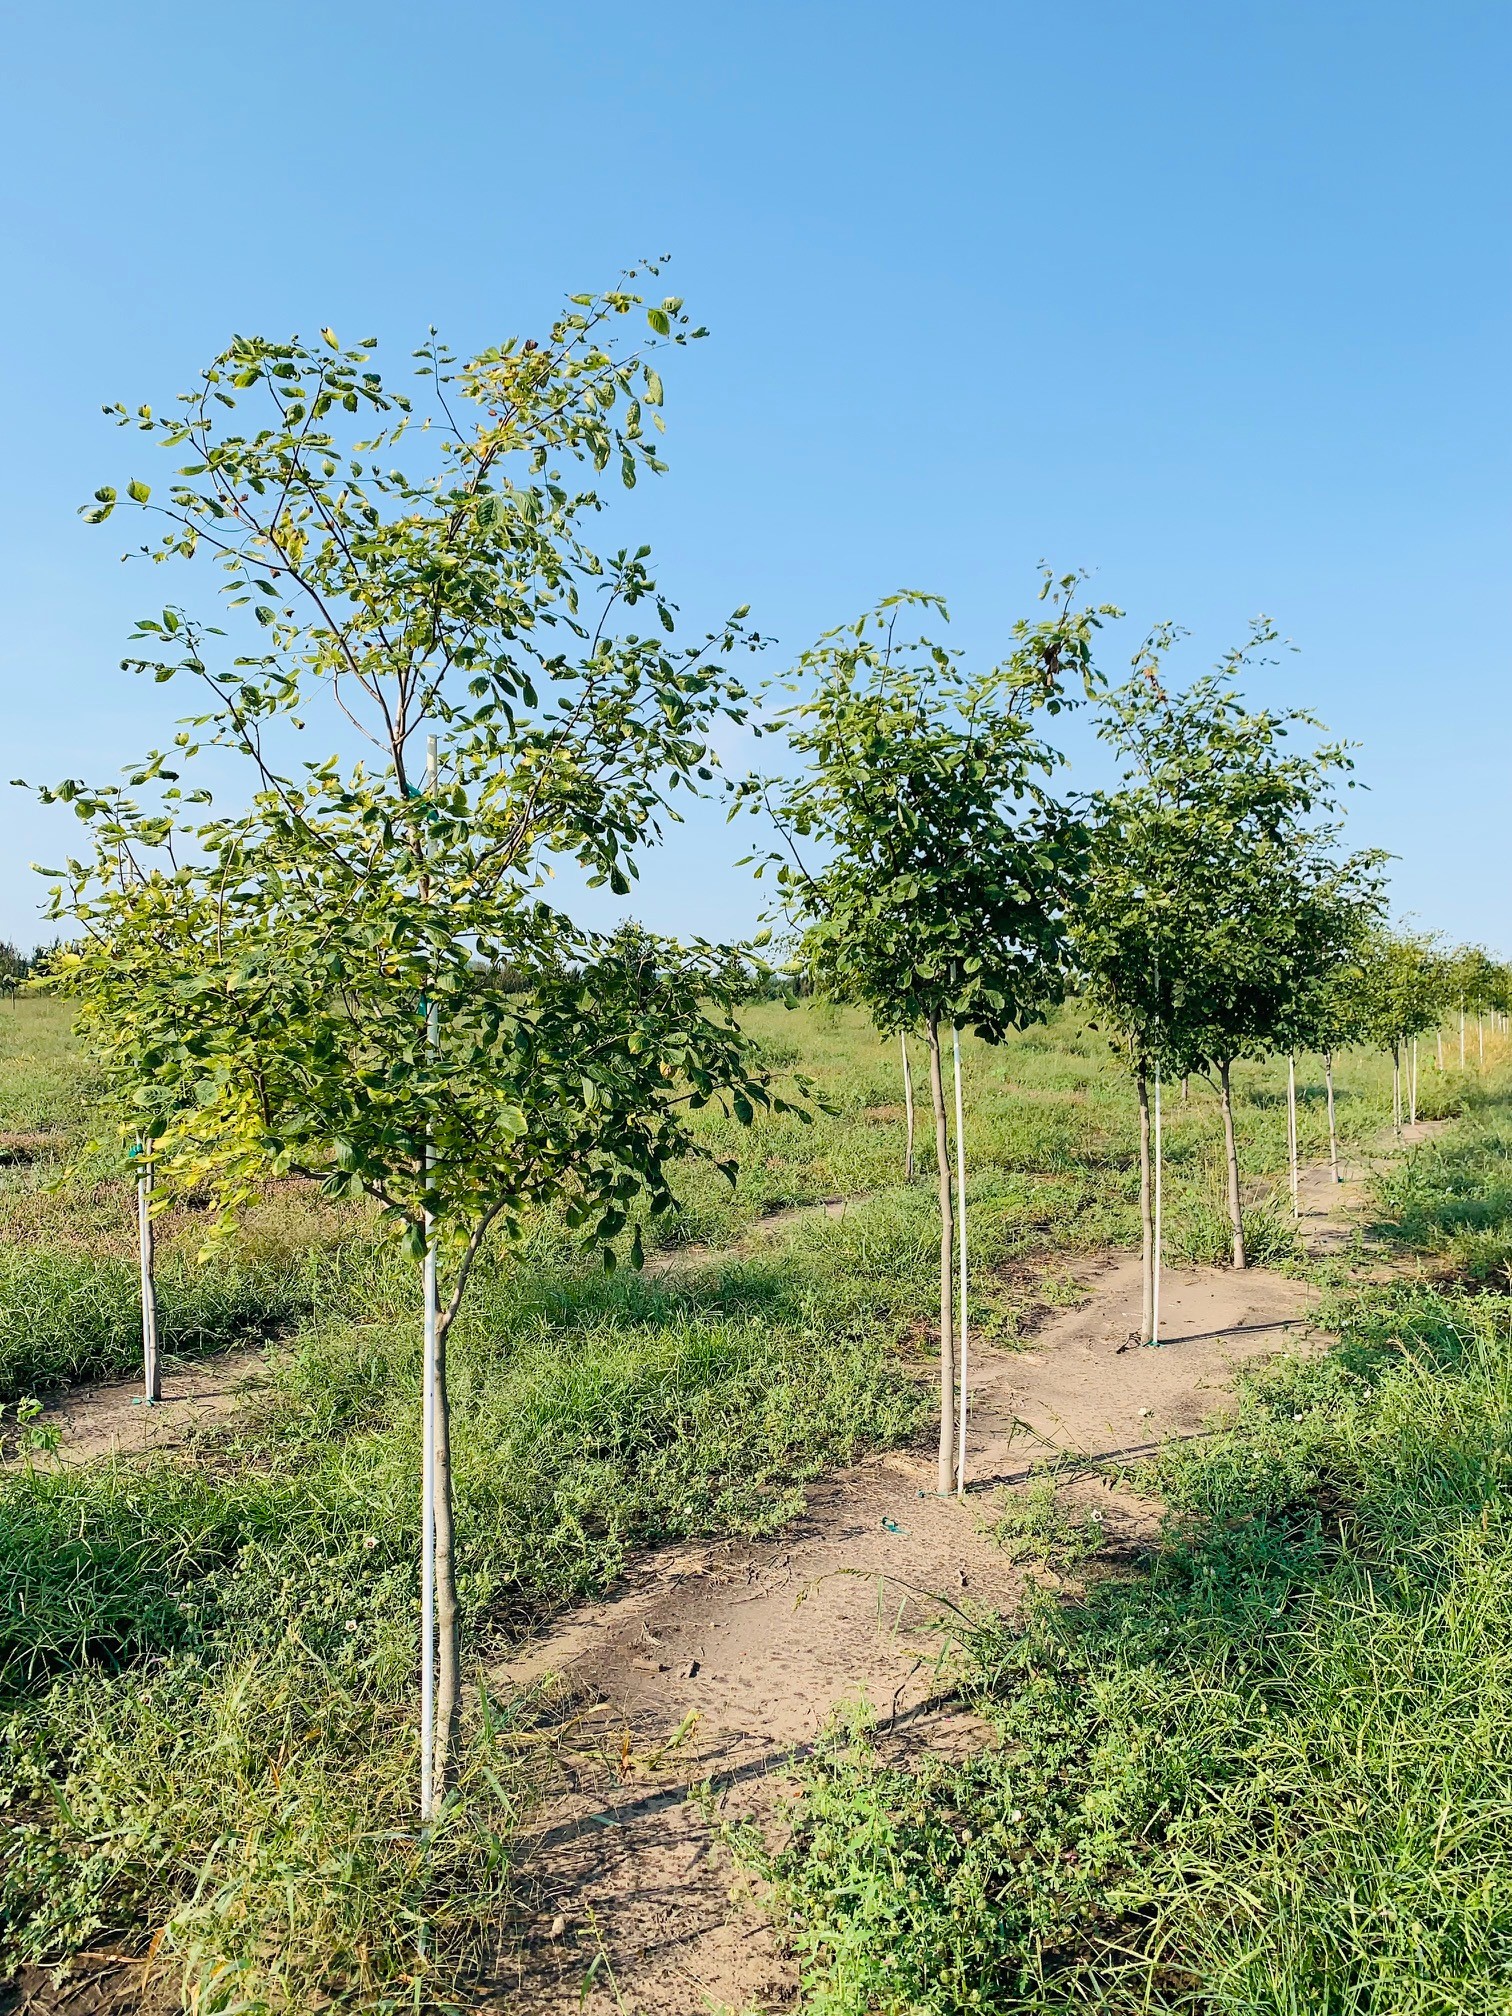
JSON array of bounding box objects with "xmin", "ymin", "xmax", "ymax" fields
[{"xmin": 3, "ymin": 994, "xmax": 1512, "ymax": 2013}]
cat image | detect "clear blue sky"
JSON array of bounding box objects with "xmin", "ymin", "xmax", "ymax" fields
[{"xmin": 2, "ymin": 0, "xmax": 1507, "ymax": 951}]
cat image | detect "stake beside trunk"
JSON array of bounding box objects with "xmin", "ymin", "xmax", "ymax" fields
[
  {"xmin": 926, "ymin": 1016, "xmax": 956, "ymax": 1496},
  {"xmin": 1324, "ymin": 1051, "xmax": 1340, "ymax": 1183},
  {"xmin": 952, "ymin": 1027, "xmax": 969, "ymax": 1496},
  {"xmin": 1392, "ymin": 1042, "xmax": 1402, "ymax": 1137},
  {"xmin": 419, "ymin": 734, "xmax": 462, "ymax": 1820},
  {"xmin": 1287, "ymin": 1053, "xmax": 1299, "ymax": 1218},
  {"xmin": 1152, "ymin": 1062, "xmax": 1163, "ymax": 1345},
  {"xmin": 900, "ymin": 1031, "xmax": 915, "ymax": 1183},
  {"xmin": 1137, "ymin": 1068, "xmax": 1153, "ymax": 1343},
  {"xmin": 136, "ymin": 1149, "xmax": 160, "ymax": 1404},
  {"xmin": 1218, "ymin": 1059, "xmax": 1246, "ymax": 1270}
]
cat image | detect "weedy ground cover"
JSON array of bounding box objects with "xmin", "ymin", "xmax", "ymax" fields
[
  {"xmin": 741, "ymin": 1079, "xmax": 1512, "ymax": 2015},
  {"xmin": 0, "ymin": 995, "xmax": 1484, "ymax": 2010}
]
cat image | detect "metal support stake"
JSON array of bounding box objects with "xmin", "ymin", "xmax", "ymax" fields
[
  {"xmin": 952, "ymin": 1026, "xmax": 968, "ymax": 1497},
  {"xmin": 419, "ymin": 734, "xmax": 440, "ymax": 1824},
  {"xmin": 136, "ymin": 1146, "xmax": 160, "ymax": 1403},
  {"xmin": 1161, "ymin": 1064, "xmax": 1169, "ymax": 1346}
]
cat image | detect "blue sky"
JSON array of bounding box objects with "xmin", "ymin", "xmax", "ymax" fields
[{"xmin": 2, "ymin": 0, "xmax": 1507, "ymax": 951}]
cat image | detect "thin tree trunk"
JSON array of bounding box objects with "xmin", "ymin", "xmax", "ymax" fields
[
  {"xmin": 1392, "ymin": 1043, "xmax": 1401, "ymax": 1137},
  {"xmin": 1461, "ymin": 1004, "xmax": 1467, "ymax": 1068},
  {"xmin": 1436, "ymin": 1028, "xmax": 1443, "ymax": 1071},
  {"xmin": 1180, "ymin": 1075, "xmax": 1190, "ymax": 1103},
  {"xmin": 1137, "ymin": 1067, "xmax": 1153, "ymax": 1343},
  {"xmin": 1410, "ymin": 1038, "xmax": 1418, "ymax": 1126},
  {"xmin": 432, "ymin": 1313, "xmax": 461, "ymax": 1801},
  {"xmin": 418, "ymin": 731, "xmax": 461, "ymax": 1816},
  {"xmin": 1479, "ymin": 1014, "xmax": 1484, "ymax": 1065},
  {"xmin": 136, "ymin": 1153, "xmax": 160, "ymax": 1404},
  {"xmin": 1287, "ymin": 1053, "xmax": 1299, "ymax": 1218},
  {"xmin": 1325, "ymin": 1051, "xmax": 1339, "ymax": 1183},
  {"xmin": 926, "ymin": 1015, "xmax": 956, "ymax": 1496},
  {"xmin": 1152, "ymin": 1063, "xmax": 1163, "ymax": 1345},
  {"xmin": 900, "ymin": 1032, "xmax": 915, "ymax": 1183},
  {"xmin": 1219, "ymin": 1059, "xmax": 1246, "ymax": 1270},
  {"xmin": 952, "ymin": 1027, "xmax": 968, "ymax": 1496}
]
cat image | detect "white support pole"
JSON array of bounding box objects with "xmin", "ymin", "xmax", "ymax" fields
[
  {"xmin": 419, "ymin": 734, "xmax": 440, "ymax": 1824},
  {"xmin": 1410, "ymin": 1038, "xmax": 1418, "ymax": 1127},
  {"xmin": 136, "ymin": 1146, "xmax": 160, "ymax": 1404},
  {"xmin": 952, "ymin": 1026, "xmax": 968, "ymax": 1498},
  {"xmin": 1325, "ymin": 1051, "xmax": 1340, "ymax": 1183},
  {"xmin": 1161, "ymin": 1064, "xmax": 1169, "ymax": 1346},
  {"xmin": 1288, "ymin": 1053, "xmax": 1299, "ymax": 1218}
]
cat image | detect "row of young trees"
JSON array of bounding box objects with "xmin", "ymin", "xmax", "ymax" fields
[
  {"xmin": 746, "ymin": 604, "xmax": 1392, "ymax": 1485},
  {"xmin": 28, "ymin": 276, "xmax": 1508, "ymax": 1815},
  {"xmin": 750, "ymin": 617, "xmax": 1512, "ymax": 1491}
]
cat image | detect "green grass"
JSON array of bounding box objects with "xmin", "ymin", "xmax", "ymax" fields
[
  {"xmin": 739, "ymin": 1092, "xmax": 1512, "ymax": 2015},
  {"xmin": 0, "ymin": 994, "xmax": 1499, "ymax": 2010}
]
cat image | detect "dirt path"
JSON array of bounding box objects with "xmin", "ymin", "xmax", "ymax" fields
[
  {"xmin": 483, "ymin": 1134, "xmax": 1431, "ymax": 2015},
  {"xmin": 2, "ymin": 1342, "xmax": 273, "ymax": 1467}
]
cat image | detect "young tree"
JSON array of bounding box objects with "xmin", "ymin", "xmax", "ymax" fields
[
  {"xmin": 1083, "ymin": 630, "xmax": 1381, "ymax": 1271},
  {"xmin": 742, "ymin": 579, "xmax": 1113, "ymax": 1491},
  {"xmin": 1272, "ymin": 887, "xmax": 1381, "ymax": 1205},
  {"xmin": 1343, "ymin": 929, "xmax": 1444, "ymax": 1135},
  {"xmin": 32, "ymin": 276, "xmax": 794, "ymax": 1813},
  {"xmin": 1077, "ymin": 629, "xmax": 1214, "ymax": 1342}
]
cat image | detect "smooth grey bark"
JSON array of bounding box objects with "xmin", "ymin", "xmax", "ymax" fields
[
  {"xmin": 1137, "ymin": 1067, "xmax": 1154, "ymax": 1342},
  {"xmin": 900, "ymin": 1031, "xmax": 916, "ymax": 1183},
  {"xmin": 136, "ymin": 1156, "xmax": 160, "ymax": 1404},
  {"xmin": 1325, "ymin": 1051, "xmax": 1340, "ymax": 1183},
  {"xmin": 1287, "ymin": 1053, "xmax": 1299, "ymax": 1218},
  {"xmin": 1392, "ymin": 1042, "xmax": 1402, "ymax": 1137},
  {"xmin": 926, "ymin": 1015, "xmax": 956, "ymax": 1496},
  {"xmin": 432, "ymin": 1310, "xmax": 461, "ymax": 1801},
  {"xmin": 1218, "ymin": 1059, "xmax": 1246, "ymax": 1270}
]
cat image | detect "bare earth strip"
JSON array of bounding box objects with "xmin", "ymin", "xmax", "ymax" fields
[{"xmin": 482, "ymin": 1131, "xmax": 1444, "ymax": 2014}]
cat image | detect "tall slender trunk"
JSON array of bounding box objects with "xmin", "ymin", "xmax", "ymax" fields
[
  {"xmin": 1218, "ymin": 1059, "xmax": 1246, "ymax": 1270},
  {"xmin": 926, "ymin": 1016, "xmax": 956, "ymax": 1495},
  {"xmin": 1152, "ymin": 1063, "xmax": 1163, "ymax": 1345},
  {"xmin": 1392, "ymin": 1043, "xmax": 1401, "ymax": 1137},
  {"xmin": 418, "ymin": 732, "xmax": 461, "ymax": 1816},
  {"xmin": 136, "ymin": 1154, "xmax": 160, "ymax": 1404},
  {"xmin": 1479, "ymin": 1014, "xmax": 1484, "ymax": 1065},
  {"xmin": 1460, "ymin": 1003, "xmax": 1466, "ymax": 1068},
  {"xmin": 1325, "ymin": 1051, "xmax": 1339, "ymax": 1183},
  {"xmin": 900, "ymin": 1032, "xmax": 915, "ymax": 1183},
  {"xmin": 952, "ymin": 1027, "xmax": 969, "ymax": 1496},
  {"xmin": 1410, "ymin": 1038, "xmax": 1418, "ymax": 1126},
  {"xmin": 1287, "ymin": 1053, "xmax": 1299, "ymax": 1218},
  {"xmin": 1436, "ymin": 1028, "xmax": 1443, "ymax": 1071},
  {"xmin": 432, "ymin": 1313, "xmax": 461, "ymax": 1800},
  {"xmin": 1180, "ymin": 1075, "xmax": 1190, "ymax": 1103},
  {"xmin": 1137, "ymin": 1067, "xmax": 1153, "ymax": 1342}
]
